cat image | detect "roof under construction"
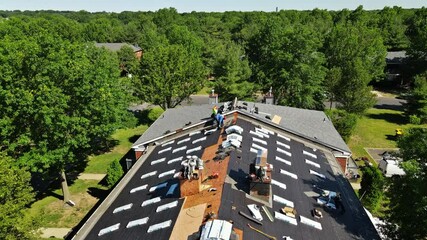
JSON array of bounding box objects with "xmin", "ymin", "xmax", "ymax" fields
[{"xmin": 72, "ymin": 103, "xmax": 379, "ymax": 240}]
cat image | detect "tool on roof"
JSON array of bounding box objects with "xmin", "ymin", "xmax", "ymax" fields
[
  {"xmin": 239, "ymin": 211, "xmax": 262, "ymax": 225},
  {"xmin": 247, "ymin": 223, "xmax": 276, "ymax": 240},
  {"xmin": 262, "ymin": 206, "xmax": 274, "ymax": 222},
  {"xmin": 247, "ymin": 204, "xmax": 263, "ymax": 221}
]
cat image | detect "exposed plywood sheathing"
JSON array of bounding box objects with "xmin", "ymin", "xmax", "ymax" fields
[
  {"xmin": 182, "ymin": 128, "xmax": 230, "ymax": 223},
  {"xmin": 169, "ymin": 202, "xmax": 206, "ymax": 240},
  {"xmin": 272, "ymin": 115, "xmax": 282, "ymax": 124}
]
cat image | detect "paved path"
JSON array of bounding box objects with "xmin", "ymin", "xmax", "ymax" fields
[
  {"xmin": 78, "ymin": 173, "xmax": 106, "ymax": 180},
  {"xmin": 40, "ymin": 227, "xmax": 72, "ymax": 239}
]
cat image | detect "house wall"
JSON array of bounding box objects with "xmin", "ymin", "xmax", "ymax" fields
[{"xmin": 336, "ymin": 157, "xmax": 347, "ymax": 173}]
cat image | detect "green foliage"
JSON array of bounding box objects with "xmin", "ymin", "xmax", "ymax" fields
[
  {"xmin": 248, "ymin": 19, "xmax": 326, "ymax": 109},
  {"xmin": 409, "ymin": 114, "xmax": 421, "ymax": 125},
  {"xmin": 0, "ymin": 153, "xmax": 38, "ymax": 240},
  {"xmin": 325, "ymin": 22, "xmax": 386, "ymax": 114},
  {"xmin": 117, "ymin": 45, "xmax": 140, "ymax": 77},
  {"xmin": 212, "ymin": 42, "xmax": 254, "ymax": 101},
  {"xmin": 106, "ymin": 159, "xmax": 124, "ymax": 188},
  {"xmin": 147, "ymin": 107, "xmax": 165, "ymax": 123},
  {"xmin": 137, "ymin": 44, "xmax": 206, "ymax": 110},
  {"xmin": 384, "ymin": 128, "xmax": 427, "ymax": 240},
  {"xmin": 406, "ymin": 7, "xmax": 427, "ymax": 73},
  {"xmin": 325, "ymin": 109, "xmax": 358, "ymax": 142},
  {"xmin": 0, "ymin": 19, "xmax": 132, "ymax": 193},
  {"xmin": 406, "ymin": 73, "xmax": 427, "ymax": 123},
  {"xmin": 378, "ymin": 6, "xmax": 408, "ymax": 50},
  {"xmin": 359, "ymin": 165, "xmax": 384, "ymax": 212}
]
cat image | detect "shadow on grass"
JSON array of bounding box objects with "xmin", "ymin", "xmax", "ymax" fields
[
  {"xmin": 128, "ymin": 134, "xmax": 141, "ymax": 144},
  {"xmin": 366, "ymin": 112, "xmax": 407, "ymax": 125},
  {"xmin": 90, "ymin": 138, "xmax": 120, "ymax": 156},
  {"xmin": 374, "ymin": 103, "xmax": 405, "ymax": 111},
  {"xmin": 132, "ymin": 109, "xmax": 154, "ymax": 126},
  {"xmin": 386, "ymin": 134, "xmax": 398, "ymax": 141},
  {"xmin": 87, "ymin": 187, "xmax": 109, "ymax": 200}
]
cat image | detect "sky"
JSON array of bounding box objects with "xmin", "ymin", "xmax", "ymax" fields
[{"xmin": 0, "ymin": 0, "xmax": 425, "ymax": 13}]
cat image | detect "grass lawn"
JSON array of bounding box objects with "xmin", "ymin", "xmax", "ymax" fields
[
  {"xmin": 195, "ymin": 85, "xmax": 213, "ymax": 95},
  {"xmin": 26, "ymin": 180, "xmax": 109, "ymax": 228},
  {"xmin": 84, "ymin": 124, "xmax": 148, "ymax": 173},
  {"xmin": 348, "ymin": 108, "xmax": 427, "ymax": 161}
]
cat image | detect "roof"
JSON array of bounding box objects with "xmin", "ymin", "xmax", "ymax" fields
[
  {"xmin": 95, "ymin": 43, "xmax": 142, "ymax": 52},
  {"xmin": 386, "ymin": 51, "xmax": 407, "ymax": 64},
  {"xmin": 72, "ymin": 117, "xmax": 379, "ymax": 240},
  {"xmin": 132, "ymin": 102, "xmax": 351, "ymax": 154}
]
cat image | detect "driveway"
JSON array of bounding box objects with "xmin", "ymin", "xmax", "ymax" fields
[
  {"xmin": 365, "ymin": 148, "xmax": 399, "ymax": 164},
  {"xmin": 375, "ymin": 97, "xmax": 406, "ymax": 111}
]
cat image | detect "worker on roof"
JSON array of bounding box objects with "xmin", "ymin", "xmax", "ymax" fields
[
  {"xmin": 215, "ymin": 113, "xmax": 224, "ymax": 128},
  {"xmin": 212, "ymin": 105, "xmax": 218, "ymax": 115}
]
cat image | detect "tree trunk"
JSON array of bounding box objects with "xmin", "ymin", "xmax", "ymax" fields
[{"xmin": 60, "ymin": 171, "xmax": 71, "ymax": 204}]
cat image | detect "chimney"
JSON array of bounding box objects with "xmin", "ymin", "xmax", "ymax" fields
[
  {"xmin": 264, "ymin": 87, "xmax": 274, "ymax": 105},
  {"xmin": 249, "ymin": 149, "xmax": 272, "ymax": 197},
  {"xmin": 209, "ymin": 89, "xmax": 218, "ymax": 104}
]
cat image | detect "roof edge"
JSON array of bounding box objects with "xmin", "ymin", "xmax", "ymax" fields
[{"xmin": 133, "ymin": 108, "xmax": 351, "ymax": 155}]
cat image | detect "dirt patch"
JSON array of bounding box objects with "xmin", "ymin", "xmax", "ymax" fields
[{"xmin": 43, "ymin": 192, "xmax": 100, "ymax": 228}]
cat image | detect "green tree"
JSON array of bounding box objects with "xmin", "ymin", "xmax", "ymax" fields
[
  {"xmin": 384, "ymin": 128, "xmax": 427, "ymax": 240},
  {"xmin": 106, "ymin": 159, "xmax": 124, "ymax": 188},
  {"xmin": 359, "ymin": 165, "xmax": 385, "ymax": 213},
  {"xmin": 325, "ymin": 23, "xmax": 386, "ymax": 114},
  {"xmin": 248, "ymin": 20, "xmax": 326, "ymax": 109},
  {"xmin": 325, "ymin": 109, "xmax": 358, "ymax": 142},
  {"xmin": 0, "ymin": 28, "xmax": 131, "ymax": 203},
  {"xmin": 212, "ymin": 42, "xmax": 254, "ymax": 101},
  {"xmin": 405, "ymin": 73, "xmax": 427, "ymax": 123},
  {"xmin": 137, "ymin": 44, "xmax": 206, "ymax": 110},
  {"xmin": 117, "ymin": 45, "xmax": 140, "ymax": 77},
  {"xmin": 378, "ymin": 6, "xmax": 408, "ymax": 50},
  {"xmin": 324, "ymin": 67, "xmax": 342, "ymax": 110},
  {"xmin": 406, "ymin": 8, "xmax": 427, "ymax": 74},
  {"xmin": 83, "ymin": 17, "xmax": 124, "ymax": 42},
  {"xmin": 0, "ymin": 153, "xmax": 37, "ymax": 240}
]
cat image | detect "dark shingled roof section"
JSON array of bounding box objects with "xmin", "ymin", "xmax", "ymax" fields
[
  {"xmin": 218, "ymin": 119, "xmax": 379, "ymax": 240},
  {"xmin": 132, "ymin": 102, "xmax": 350, "ymax": 154},
  {"xmin": 79, "ymin": 118, "xmax": 378, "ymax": 240},
  {"xmin": 95, "ymin": 43, "xmax": 142, "ymax": 52},
  {"xmin": 86, "ymin": 130, "xmax": 221, "ymax": 240}
]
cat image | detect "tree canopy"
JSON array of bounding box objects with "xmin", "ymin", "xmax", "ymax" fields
[
  {"xmin": 0, "ymin": 17, "xmax": 133, "ymax": 202},
  {"xmin": 248, "ymin": 19, "xmax": 326, "ymax": 109},
  {"xmin": 137, "ymin": 43, "xmax": 206, "ymax": 110},
  {"xmin": 325, "ymin": 22, "xmax": 386, "ymax": 114},
  {"xmin": 384, "ymin": 128, "xmax": 427, "ymax": 240},
  {"xmin": 0, "ymin": 153, "xmax": 37, "ymax": 240}
]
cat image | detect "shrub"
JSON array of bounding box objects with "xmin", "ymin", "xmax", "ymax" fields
[
  {"xmin": 106, "ymin": 159, "xmax": 124, "ymax": 188},
  {"xmin": 409, "ymin": 114, "xmax": 421, "ymax": 125},
  {"xmin": 325, "ymin": 109, "xmax": 358, "ymax": 142},
  {"xmin": 359, "ymin": 165, "xmax": 385, "ymax": 213},
  {"xmin": 148, "ymin": 107, "xmax": 165, "ymax": 123}
]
